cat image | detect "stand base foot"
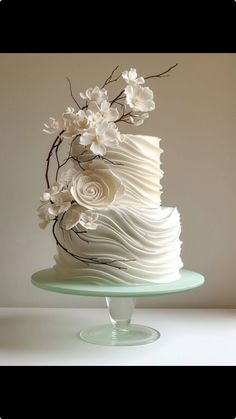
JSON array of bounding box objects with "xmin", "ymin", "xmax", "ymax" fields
[{"xmin": 79, "ymin": 324, "xmax": 160, "ymax": 346}]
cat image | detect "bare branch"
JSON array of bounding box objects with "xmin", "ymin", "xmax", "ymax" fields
[
  {"xmin": 110, "ymin": 89, "xmax": 125, "ymax": 106},
  {"xmin": 71, "ymin": 154, "xmax": 124, "ymax": 168},
  {"xmin": 71, "ymin": 228, "xmax": 89, "ymax": 243},
  {"xmin": 101, "ymin": 65, "xmax": 120, "ymax": 89},
  {"xmin": 98, "ymin": 156, "xmax": 124, "ymax": 166},
  {"xmin": 45, "ymin": 130, "xmax": 64, "ymax": 188},
  {"xmin": 144, "ymin": 63, "xmax": 178, "ymax": 80},
  {"xmin": 81, "ymin": 100, "xmax": 88, "ymax": 110},
  {"xmin": 66, "ymin": 77, "xmax": 81, "ymax": 110},
  {"xmin": 55, "ymin": 138, "xmax": 63, "ymax": 181},
  {"xmin": 114, "ymin": 110, "xmax": 132, "ymax": 123},
  {"xmin": 52, "ymin": 219, "xmax": 134, "ymax": 269}
]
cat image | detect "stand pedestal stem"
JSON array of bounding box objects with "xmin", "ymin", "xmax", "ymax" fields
[
  {"xmin": 79, "ymin": 297, "xmax": 160, "ymax": 346},
  {"xmin": 106, "ymin": 297, "xmax": 135, "ymax": 333}
]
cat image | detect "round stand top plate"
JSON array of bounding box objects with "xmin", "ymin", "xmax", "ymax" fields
[{"xmin": 31, "ymin": 268, "xmax": 204, "ymax": 297}]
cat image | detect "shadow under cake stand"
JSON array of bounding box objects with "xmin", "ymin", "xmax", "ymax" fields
[{"xmin": 31, "ymin": 269, "xmax": 204, "ymax": 346}]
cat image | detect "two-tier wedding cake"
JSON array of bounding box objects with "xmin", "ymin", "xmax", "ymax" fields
[{"xmin": 38, "ymin": 65, "xmax": 183, "ymax": 284}]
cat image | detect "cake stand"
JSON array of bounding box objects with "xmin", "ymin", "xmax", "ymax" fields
[{"xmin": 31, "ymin": 269, "xmax": 204, "ymax": 346}]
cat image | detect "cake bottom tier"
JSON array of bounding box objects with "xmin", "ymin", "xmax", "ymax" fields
[{"xmin": 53, "ymin": 207, "xmax": 183, "ymax": 285}]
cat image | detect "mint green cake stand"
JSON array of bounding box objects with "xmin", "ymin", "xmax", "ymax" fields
[{"xmin": 31, "ymin": 268, "xmax": 204, "ymax": 346}]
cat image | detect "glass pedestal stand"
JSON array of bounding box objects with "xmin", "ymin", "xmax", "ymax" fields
[
  {"xmin": 32, "ymin": 269, "xmax": 204, "ymax": 346},
  {"xmin": 80, "ymin": 297, "xmax": 160, "ymax": 346}
]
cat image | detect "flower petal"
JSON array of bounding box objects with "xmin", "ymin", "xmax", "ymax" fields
[
  {"xmin": 80, "ymin": 132, "xmax": 95, "ymax": 146},
  {"xmin": 129, "ymin": 68, "xmax": 137, "ymax": 80},
  {"xmin": 88, "ymin": 101, "xmax": 101, "ymax": 114},
  {"xmin": 136, "ymin": 76, "xmax": 145, "ymax": 84},
  {"xmin": 80, "ymin": 92, "xmax": 87, "ymax": 99},
  {"xmin": 90, "ymin": 142, "xmax": 106, "ymax": 156},
  {"xmin": 62, "ymin": 204, "xmax": 82, "ymax": 230}
]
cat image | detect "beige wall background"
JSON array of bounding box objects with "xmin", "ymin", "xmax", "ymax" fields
[{"xmin": 0, "ymin": 53, "xmax": 235, "ymax": 308}]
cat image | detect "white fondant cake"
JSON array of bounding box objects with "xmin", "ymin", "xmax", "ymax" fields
[
  {"xmin": 39, "ymin": 66, "xmax": 183, "ymax": 284},
  {"xmin": 53, "ymin": 134, "xmax": 183, "ymax": 284}
]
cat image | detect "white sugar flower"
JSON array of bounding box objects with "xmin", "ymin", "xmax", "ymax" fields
[
  {"xmin": 43, "ymin": 117, "xmax": 62, "ymax": 134},
  {"xmin": 122, "ymin": 68, "xmax": 145, "ymax": 85},
  {"xmin": 37, "ymin": 202, "xmax": 51, "ymax": 229},
  {"xmin": 62, "ymin": 107, "xmax": 80, "ymax": 138},
  {"xmin": 70, "ymin": 162, "xmax": 124, "ymax": 210},
  {"xmin": 86, "ymin": 109, "xmax": 103, "ymax": 126},
  {"xmin": 130, "ymin": 112, "xmax": 149, "ymax": 126},
  {"xmin": 79, "ymin": 210, "xmax": 99, "ymax": 230},
  {"xmin": 62, "ymin": 204, "xmax": 99, "ymax": 231},
  {"xmin": 43, "ymin": 108, "xmax": 92, "ymax": 138},
  {"xmin": 48, "ymin": 190, "xmax": 71, "ymax": 216},
  {"xmin": 89, "ymin": 100, "xmax": 119, "ymax": 122},
  {"xmin": 80, "ymin": 86, "xmax": 108, "ymax": 105},
  {"xmin": 80, "ymin": 120, "xmax": 121, "ymax": 156},
  {"xmin": 62, "ymin": 204, "xmax": 82, "ymax": 230},
  {"xmin": 124, "ymin": 84, "xmax": 155, "ymax": 112},
  {"xmin": 40, "ymin": 184, "xmax": 72, "ymax": 217},
  {"xmin": 75, "ymin": 110, "xmax": 91, "ymax": 131},
  {"xmin": 40, "ymin": 182, "xmax": 63, "ymax": 202}
]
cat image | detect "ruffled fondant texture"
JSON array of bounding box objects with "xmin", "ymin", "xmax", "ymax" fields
[
  {"xmin": 53, "ymin": 207, "xmax": 183, "ymax": 284},
  {"xmin": 54, "ymin": 135, "xmax": 183, "ymax": 284},
  {"xmin": 71, "ymin": 134, "xmax": 163, "ymax": 207}
]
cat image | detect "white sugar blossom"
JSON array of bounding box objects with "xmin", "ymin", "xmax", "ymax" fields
[
  {"xmin": 88, "ymin": 100, "xmax": 119, "ymax": 122},
  {"xmin": 75, "ymin": 110, "xmax": 91, "ymax": 131},
  {"xmin": 125, "ymin": 84, "xmax": 155, "ymax": 112},
  {"xmin": 37, "ymin": 202, "xmax": 51, "ymax": 229},
  {"xmin": 48, "ymin": 190, "xmax": 71, "ymax": 216},
  {"xmin": 40, "ymin": 182, "xmax": 63, "ymax": 202},
  {"xmin": 62, "ymin": 204, "xmax": 99, "ymax": 230},
  {"xmin": 70, "ymin": 162, "xmax": 124, "ymax": 210},
  {"xmin": 86, "ymin": 109, "xmax": 103, "ymax": 126},
  {"xmin": 80, "ymin": 86, "xmax": 108, "ymax": 105},
  {"xmin": 62, "ymin": 107, "xmax": 91, "ymax": 138},
  {"xmin": 79, "ymin": 210, "xmax": 99, "ymax": 230},
  {"xmin": 130, "ymin": 112, "xmax": 149, "ymax": 126},
  {"xmin": 122, "ymin": 68, "xmax": 145, "ymax": 85},
  {"xmin": 62, "ymin": 204, "xmax": 82, "ymax": 230},
  {"xmin": 43, "ymin": 108, "xmax": 91, "ymax": 138},
  {"xmin": 43, "ymin": 117, "xmax": 62, "ymax": 134},
  {"xmin": 62, "ymin": 107, "xmax": 80, "ymax": 138},
  {"xmin": 40, "ymin": 183, "xmax": 72, "ymax": 217},
  {"xmin": 80, "ymin": 120, "xmax": 121, "ymax": 156}
]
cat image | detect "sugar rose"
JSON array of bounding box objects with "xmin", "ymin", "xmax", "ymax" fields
[{"xmin": 70, "ymin": 163, "xmax": 124, "ymax": 210}]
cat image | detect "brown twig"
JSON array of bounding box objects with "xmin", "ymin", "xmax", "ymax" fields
[
  {"xmin": 66, "ymin": 77, "xmax": 81, "ymax": 110},
  {"xmin": 71, "ymin": 154, "xmax": 124, "ymax": 168},
  {"xmin": 109, "ymin": 64, "xmax": 178, "ymax": 107},
  {"xmin": 82, "ymin": 100, "xmax": 88, "ymax": 110},
  {"xmin": 52, "ymin": 219, "xmax": 134, "ymax": 269},
  {"xmin": 144, "ymin": 63, "xmax": 178, "ymax": 80},
  {"xmin": 71, "ymin": 228, "xmax": 89, "ymax": 243},
  {"xmin": 117, "ymin": 119, "xmax": 133, "ymax": 125},
  {"xmin": 45, "ymin": 130, "xmax": 64, "ymax": 188},
  {"xmin": 101, "ymin": 65, "xmax": 121, "ymax": 89},
  {"xmin": 110, "ymin": 89, "xmax": 125, "ymax": 106},
  {"xmin": 99, "ymin": 156, "xmax": 124, "ymax": 166},
  {"xmin": 114, "ymin": 111, "xmax": 132, "ymax": 123},
  {"xmin": 55, "ymin": 138, "xmax": 63, "ymax": 181}
]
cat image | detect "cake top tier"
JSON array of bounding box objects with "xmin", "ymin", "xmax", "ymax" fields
[{"xmin": 71, "ymin": 133, "xmax": 163, "ymax": 208}]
